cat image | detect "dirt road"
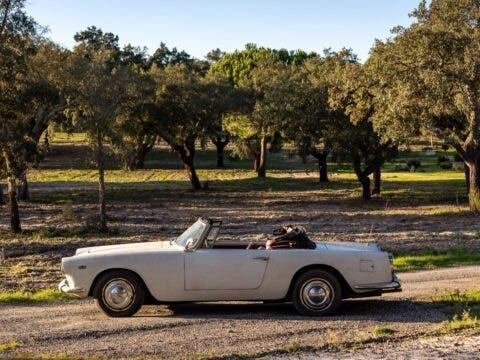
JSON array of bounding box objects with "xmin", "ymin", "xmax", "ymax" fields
[{"xmin": 1, "ymin": 266, "xmax": 479, "ymax": 359}]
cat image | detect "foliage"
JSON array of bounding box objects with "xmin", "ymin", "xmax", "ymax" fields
[
  {"xmin": 393, "ymin": 249, "xmax": 480, "ymax": 272},
  {"xmin": 407, "ymin": 159, "xmax": 422, "ymax": 172},
  {"xmin": 0, "ymin": 289, "xmax": 73, "ymax": 304},
  {"xmin": 372, "ymin": 326, "xmax": 396, "ymax": 336},
  {"xmin": 0, "ymin": 341, "xmax": 22, "ymax": 352},
  {"xmin": 430, "ymin": 289, "xmax": 480, "ymax": 332}
]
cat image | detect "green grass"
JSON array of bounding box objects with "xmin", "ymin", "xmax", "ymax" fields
[
  {"xmin": 393, "ymin": 249, "xmax": 480, "ymax": 272},
  {"xmin": 441, "ymin": 310, "xmax": 480, "ymax": 333},
  {"xmin": 0, "ymin": 341, "xmax": 22, "ymax": 352},
  {"xmin": 372, "ymin": 326, "xmax": 397, "ymax": 336},
  {"xmin": 430, "ymin": 289, "xmax": 480, "ymax": 333},
  {"xmin": 0, "ymin": 289, "xmax": 74, "ymax": 304},
  {"xmin": 49, "ymin": 132, "xmax": 87, "ymax": 144}
]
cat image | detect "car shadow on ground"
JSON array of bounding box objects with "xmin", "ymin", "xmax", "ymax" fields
[{"xmin": 138, "ymin": 298, "xmax": 447, "ymax": 324}]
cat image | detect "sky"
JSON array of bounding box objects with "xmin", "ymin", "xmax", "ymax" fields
[{"xmin": 26, "ymin": 0, "xmax": 421, "ymax": 62}]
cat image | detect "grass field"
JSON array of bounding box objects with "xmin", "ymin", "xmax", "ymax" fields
[{"xmin": 0, "ymin": 137, "xmax": 479, "ymax": 293}]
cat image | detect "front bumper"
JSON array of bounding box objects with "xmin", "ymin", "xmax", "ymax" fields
[{"xmin": 58, "ymin": 279, "xmax": 87, "ymax": 298}]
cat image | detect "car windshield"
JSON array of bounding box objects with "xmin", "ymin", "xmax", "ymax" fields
[{"xmin": 174, "ymin": 219, "xmax": 207, "ymax": 248}]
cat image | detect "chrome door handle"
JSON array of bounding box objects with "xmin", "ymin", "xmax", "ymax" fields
[{"xmin": 253, "ymin": 256, "xmax": 269, "ymax": 261}]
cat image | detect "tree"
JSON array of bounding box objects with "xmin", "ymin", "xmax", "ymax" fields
[
  {"xmin": 14, "ymin": 40, "xmax": 70, "ymax": 201},
  {"xmin": 112, "ymin": 70, "xmax": 156, "ymax": 171},
  {"xmin": 151, "ymin": 64, "xmax": 208, "ymax": 190},
  {"xmin": 231, "ymin": 59, "xmax": 296, "ymax": 177},
  {"xmin": 206, "ymin": 48, "xmax": 225, "ymax": 63},
  {"xmin": 0, "ymin": 0, "xmax": 38, "ymax": 232},
  {"xmin": 326, "ymin": 49, "xmax": 398, "ymax": 199},
  {"xmin": 204, "ymin": 74, "xmax": 242, "ymax": 168},
  {"xmin": 281, "ymin": 57, "xmax": 332, "ymax": 182},
  {"xmin": 211, "ymin": 44, "xmax": 318, "ymax": 173},
  {"xmin": 150, "ymin": 42, "xmax": 193, "ymax": 69},
  {"xmin": 366, "ymin": 0, "xmax": 480, "ymax": 211},
  {"xmin": 64, "ymin": 50, "xmax": 135, "ymax": 231}
]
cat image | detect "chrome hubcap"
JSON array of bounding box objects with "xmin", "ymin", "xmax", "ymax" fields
[
  {"xmin": 300, "ymin": 278, "xmax": 333, "ymax": 311},
  {"xmin": 103, "ymin": 279, "xmax": 134, "ymax": 310}
]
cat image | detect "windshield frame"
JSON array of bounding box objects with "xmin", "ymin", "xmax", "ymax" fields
[{"xmin": 174, "ymin": 218, "xmax": 210, "ymax": 250}]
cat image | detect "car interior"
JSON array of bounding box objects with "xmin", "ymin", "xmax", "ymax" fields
[{"xmin": 202, "ymin": 221, "xmax": 316, "ymax": 250}]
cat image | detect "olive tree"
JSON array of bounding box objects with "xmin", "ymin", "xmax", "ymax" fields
[
  {"xmin": 366, "ymin": 0, "xmax": 480, "ymax": 211},
  {"xmin": 64, "ymin": 50, "xmax": 136, "ymax": 231}
]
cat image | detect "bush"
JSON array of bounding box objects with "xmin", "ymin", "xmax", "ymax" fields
[
  {"xmin": 439, "ymin": 161, "xmax": 453, "ymax": 169},
  {"xmin": 437, "ymin": 155, "xmax": 450, "ymax": 163},
  {"xmin": 406, "ymin": 159, "xmax": 421, "ymax": 172}
]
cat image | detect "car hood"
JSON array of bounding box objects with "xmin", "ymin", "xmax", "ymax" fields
[
  {"xmin": 75, "ymin": 241, "xmax": 179, "ymax": 256},
  {"xmin": 321, "ymin": 241, "xmax": 380, "ymax": 252}
]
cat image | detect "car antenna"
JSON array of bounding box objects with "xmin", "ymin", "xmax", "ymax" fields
[{"xmin": 368, "ymin": 224, "xmax": 375, "ymax": 244}]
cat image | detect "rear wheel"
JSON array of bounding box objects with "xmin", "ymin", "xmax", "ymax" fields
[
  {"xmin": 292, "ymin": 269, "xmax": 341, "ymax": 316},
  {"xmin": 93, "ymin": 270, "xmax": 145, "ymax": 317}
]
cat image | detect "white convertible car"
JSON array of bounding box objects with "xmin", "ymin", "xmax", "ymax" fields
[{"xmin": 59, "ymin": 218, "xmax": 401, "ymax": 317}]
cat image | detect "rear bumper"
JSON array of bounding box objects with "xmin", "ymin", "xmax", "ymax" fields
[
  {"xmin": 353, "ymin": 276, "xmax": 402, "ymax": 293},
  {"xmin": 58, "ymin": 279, "xmax": 87, "ymax": 298}
]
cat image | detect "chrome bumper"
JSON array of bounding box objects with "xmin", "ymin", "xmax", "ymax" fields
[
  {"xmin": 58, "ymin": 279, "xmax": 86, "ymax": 298},
  {"xmin": 353, "ymin": 277, "xmax": 402, "ymax": 293}
]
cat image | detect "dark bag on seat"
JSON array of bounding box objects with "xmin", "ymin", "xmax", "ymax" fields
[{"xmin": 269, "ymin": 225, "xmax": 316, "ymax": 249}]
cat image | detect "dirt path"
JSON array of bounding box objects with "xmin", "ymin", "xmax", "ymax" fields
[{"xmin": 1, "ymin": 266, "xmax": 479, "ymax": 359}]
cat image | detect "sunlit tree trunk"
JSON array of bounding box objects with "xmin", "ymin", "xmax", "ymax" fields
[
  {"xmin": 97, "ymin": 131, "xmax": 107, "ymax": 232},
  {"xmin": 175, "ymin": 138, "xmax": 201, "ymax": 191},
  {"xmin": 468, "ymin": 160, "xmax": 480, "ymax": 212},
  {"xmin": 257, "ymin": 135, "xmax": 267, "ymax": 178}
]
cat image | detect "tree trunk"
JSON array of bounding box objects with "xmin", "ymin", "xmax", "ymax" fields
[
  {"xmin": 465, "ymin": 162, "xmax": 470, "ymax": 194},
  {"xmin": 136, "ymin": 136, "xmax": 156, "ymax": 169},
  {"xmin": 0, "ymin": 185, "xmax": 5, "ymax": 205},
  {"xmin": 123, "ymin": 137, "xmax": 156, "ymax": 171},
  {"xmin": 372, "ymin": 167, "xmax": 381, "ymax": 196},
  {"xmin": 176, "ymin": 139, "xmax": 201, "ymax": 191},
  {"xmin": 353, "ymin": 156, "xmax": 372, "ymax": 201},
  {"xmin": 253, "ymin": 155, "xmax": 260, "ymax": 171},
  {"xmin": 17, "ymin": 171, "xmax": 29, "ymax": 201},
  {"xmin": 315, "ymin": 151, "xmax": 329, "ymax": 183},
  {"xmin": 136, "ymin": 150, "xmax": 146, "ymax": 169},
  {"xmin": 97, "ymin": 133, "xmax": 107, "ymax": 232},
  {"xmin": 468, "ymin": 160, "xmax": 480, "ymax": 212},
  {"xmin": 212, "ymin": 135, "xmax": 229, "ymax": 168},
  {"xmin": 184, "ymin": 161, "xmax": 201, "ymax": 190},
  {"xmin": 257, "ymin": 135, "xmax": 267, "ymax": 178},
  {"xmin": 360, "ymin": 176, "xmax": 372, "ymax": 200},
  {"xmin": 7, "ymin": 177, "xmax": 21, "ymax": 233}
]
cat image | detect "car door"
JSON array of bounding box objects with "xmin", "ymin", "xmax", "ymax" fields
[{"xmin": 184, "ymin": 249, "xmax": 269, "ymax": 290}]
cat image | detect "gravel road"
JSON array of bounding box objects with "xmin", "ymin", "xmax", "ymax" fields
[{"xmin": 1, "ymin": 266, "xmax": 479, "ymax": 359}]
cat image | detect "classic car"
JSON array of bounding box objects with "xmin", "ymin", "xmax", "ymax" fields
[{"xmin": 59, "ymin": 218, "xmax": 401, "ymax": 317}]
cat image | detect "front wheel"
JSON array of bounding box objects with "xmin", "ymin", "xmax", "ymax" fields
[
  {"xmin": 292, "ymin": 269, "xmax": 341, "ymax": 316},
  {"xmin": 93, "ymin": 270, "xmax": 145, "ymax": 317}
]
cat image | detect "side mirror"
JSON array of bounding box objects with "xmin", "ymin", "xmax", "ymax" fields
[{"xmin": 185, "ymin": 238, "xmax": 194, "ymax": 251}]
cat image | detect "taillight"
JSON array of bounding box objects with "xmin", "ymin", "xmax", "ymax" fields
[{"xmin": 388, "ymin": 253, "xmax": 394, "ymax": 272}]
